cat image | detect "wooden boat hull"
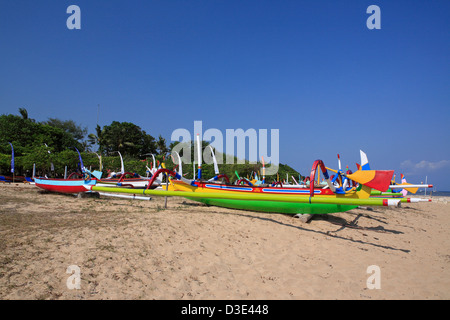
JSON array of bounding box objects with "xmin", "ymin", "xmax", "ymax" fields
[
  {"xmin": 85, "ymin": 166, "xmax": 397, "ymax": 215},
  {"xmin": 190, "ymin": 197, "xmax": 357, "ymax": 214},
  {"xmin": 34, "ymin": 177, "xmax": 96, "ymax": 193},
  {"xmin": 88, "ymin": 184, "xmax": 399, "ymax": 214},
  {"xmin": 168, "ymin": 180, "xmax": 366, "ymax": 214},
  {"xmin": 169, "ymin": 180, "xmax": 337, "ymax": 196},
  {"xmin": 1, "ymin": 175, "xmax": 33, "ymax": 183}
]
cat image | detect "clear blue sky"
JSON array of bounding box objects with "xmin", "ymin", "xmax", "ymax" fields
[{"xmin": 1, "ymin": 1, "xmax": 449, "ymax": 190}]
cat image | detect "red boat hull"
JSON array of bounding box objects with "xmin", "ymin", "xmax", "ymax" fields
[{"xmin": 34, "ymin": 177, "xmax": 96, "ymax": 194}]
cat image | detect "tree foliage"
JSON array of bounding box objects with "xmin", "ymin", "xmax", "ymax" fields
[
  {"xmin": 0, "ymin": 114, "xmax": 82, "ymax": 154},
  {"xmin": 98, "ymin": 121, "xmax": 157, "ymax": 157},
  {"xmin": 42, "ymin": 118, "xmax": 87, "ymax": 142},
  {"xmin": 0, "ymin": 111, "xmax": 300, "ymax": 183}
]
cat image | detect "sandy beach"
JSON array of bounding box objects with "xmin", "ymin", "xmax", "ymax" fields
[{"xmin": 0, "ymin": 183, "xmax": 449, "ymax": 300}]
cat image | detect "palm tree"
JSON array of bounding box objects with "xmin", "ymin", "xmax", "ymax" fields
[
  {"xmin": 18, "ymin": 107, "xmax": 35, "ymax": 122},
  {"xmin": 156, "ymin": 135, "xmax": 169, "ymax": 156},
  {"xmin": 88, "ymin": 125, "xmax": 105, "ymax": 153},
  {"xmin": 18, "ymin": 108, "xmax": 28, "ymax": 119}
]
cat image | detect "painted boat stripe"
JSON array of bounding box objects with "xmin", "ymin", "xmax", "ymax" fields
[
  {"xmin": 203, "ymin": 184, "xmax": 322, "ymax": 194},
  {"xmin": 34, "ymin": 179, "xmax": 95, "ymax": 186},
  {"xmin": 204, "ymin": 184, "xmax": 253, "ymax": 191},
  {"xmin": 262, "ymin": 188, "xmax": 321, "ymax": 194}
]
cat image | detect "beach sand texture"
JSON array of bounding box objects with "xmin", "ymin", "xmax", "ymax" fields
[{"xmin": 1, "ymin": 183, "xmax": 449, "ymax": 300}]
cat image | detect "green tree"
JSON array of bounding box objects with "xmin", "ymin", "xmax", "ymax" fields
[
  {"xmin": 1, "ymin": 111, "xmax": 302, "ymax": 180},
  {"xmin": 42, "ymin": 118, "xmax": 87, "ymax": 144},
  {"xmin": 87, "ymin": 124, "xmax": 104, "ymax": 152},
  {"xmin": 156, "ymin": 135, "xmax": 169, "ymax": 156},
  {"xmin": 17, "ymin": 107, "xmax": 35, "ymax": 122},
  {"xmin": 18, "ymin": 107, "xmax": 28, "ymax": 120},
  {"xmin": 100, "ymin": 121, "xmax": 156, "ymax": 157},
  {"xmin": 0, "ymin": 114, "xmax": 82, "ymax": 157}
]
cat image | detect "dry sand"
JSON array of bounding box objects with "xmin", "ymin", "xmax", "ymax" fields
[{"xmin": 0, "ymin": 183, "xmax": 449, "ymax": 300}]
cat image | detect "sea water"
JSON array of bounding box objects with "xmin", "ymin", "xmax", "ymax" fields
[{"xmin": 418, "ymin": 190, "xmax": 450, "ymax": 197}]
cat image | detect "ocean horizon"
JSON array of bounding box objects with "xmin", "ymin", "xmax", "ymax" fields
[{"xmin": 418, "ymin": 190, "xmax": 450, "ymax": 197}]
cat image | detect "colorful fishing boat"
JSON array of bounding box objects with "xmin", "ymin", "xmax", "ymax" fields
[
  {"xmin": 98, "ymin": 173, "xmax": 157, "ymax": 189},
  {"xmin": 34, "ymin": 176, "xmax": 97, "ymax": 193},
  {"xmin": 328, "ymin": 153, "xmax": 433, "ymax": 203},
  {"xmin": 84, "ymin": 150, "xmax": 404, "ymax": 215},
  {"xmin": 0, "ymin": 175, "xmax": 33, "ymax": 183},
  {"xmin": 34, "ymin": 147, "xmax": 101, "ymax": 194},
  {"xmin": 97, "ymin": 151, "xmax": 160, "ymax": 189},
  {"xmin": 168, "ymin": 181, "xmax": 362, "ymax": 214},
  {"xmin": 382, "ymin": 173, "xmax": 433, "ymax": 196},
  {"xmin": 81, "ymin": 146, "xmax": 434, "ymax": 214},
  {"xmin": 90, "ymin": 181, "xmax": 403, "ymax": 213},
  {"xmin": 165, "ymin": 159, "xmax": 395, "ymax": 214}
]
